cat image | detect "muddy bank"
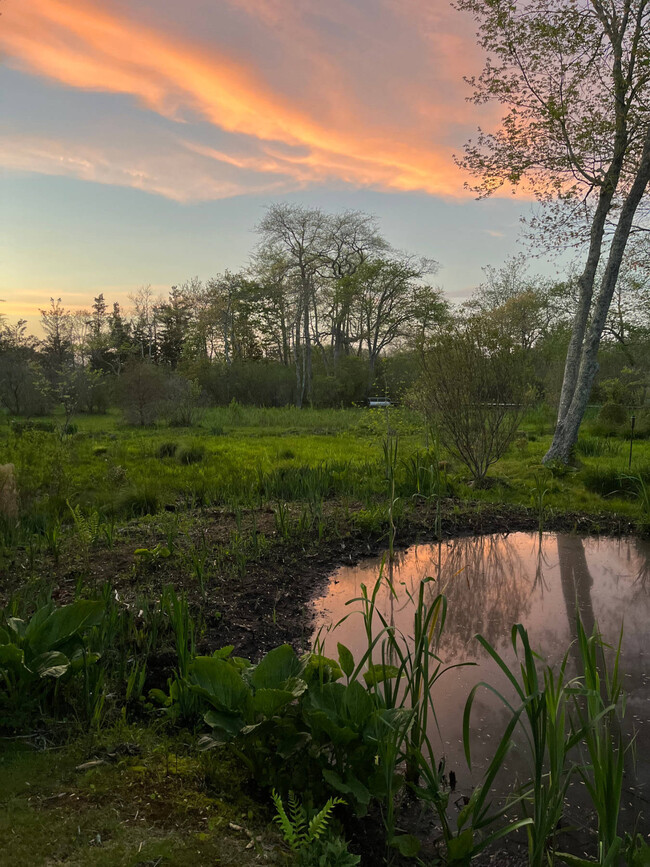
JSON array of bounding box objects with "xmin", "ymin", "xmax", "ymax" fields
[{"xmin": 1, "ymin": 497, "xmax": 638, "ymax": 662}]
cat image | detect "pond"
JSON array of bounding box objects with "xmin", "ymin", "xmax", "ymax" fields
[{"xmin": 313, "ymin": 533, "xmax": 650, "ymax": 833}]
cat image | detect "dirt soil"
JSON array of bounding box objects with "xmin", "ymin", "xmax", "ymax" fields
[{"xmin": 1, "ymin": 497, "xmax": 637, "ymax": 662}]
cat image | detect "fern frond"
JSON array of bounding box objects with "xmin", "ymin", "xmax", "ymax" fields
[
  {"xmin": 288, "ymin": 790, "xmax": 307, "ymax": 839},
  {"xmin": 271, "ymin": 789, "xmax": 301, "ymax": 851},
  {"xmin": 306, "ymin": 796, "xmax": 345, "ymax": 842}
]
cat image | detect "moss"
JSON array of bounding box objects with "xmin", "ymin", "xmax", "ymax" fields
[{"xmin": 0, "ymin": 729, "xmax": 283, "ymax": 866}]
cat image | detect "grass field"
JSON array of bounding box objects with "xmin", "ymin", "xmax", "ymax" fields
[{"xmin": 2, "ymin": 404, "xmax": 647, "ymax": 532}]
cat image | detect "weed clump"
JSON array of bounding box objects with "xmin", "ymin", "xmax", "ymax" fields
[
  {"xmin": 157, "ymin": 441, "xmax": 178, "ymax": 459},
  {"xmin": 116, "ymin": 485, "xmax": 160, "ymax": 517},
  {"xmin": 177, "ymin": 444, "xmax": 205, "ymax": 465}
]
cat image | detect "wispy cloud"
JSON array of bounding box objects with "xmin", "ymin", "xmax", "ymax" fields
[{"xmin": 0, "ymin": 0, "xmax": 487, "ymax": 200}]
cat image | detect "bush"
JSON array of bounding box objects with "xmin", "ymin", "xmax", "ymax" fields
[
  {"xmin": 117, "ymin": 362, "xmax": 168, "ymax": 426},
  {"xmin": 164, "ymin": 376, "xmax": 203, "ymax": 427},
  {"xmin": 581, "ymin": 465, "xmax": 650, "ymax": 498},
  {"xmin": 419, "ymin": 321, "xmax": 533, "ymax": 481},
  {"xmin": 598, "ymin": 402, "xmax": 629, "ymax": 426},
  {"xmin": 157, "ymin": 441, "xmax": 178, "ymax": 458},
  {"xmin": 10, "ymin": 419, "xmax": 55, "ymax": 435},
  {"xmin": 115, "ymin": 486, "xmax": 160, "ymax": 517},
  {"xmin": 177, "ymin": 444, "xmax": 205, "ymax": 465}
]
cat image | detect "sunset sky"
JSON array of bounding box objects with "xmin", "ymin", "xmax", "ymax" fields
[{"xmin": 0, "ymin": 0, "xmax": 547, "ymax": 324}]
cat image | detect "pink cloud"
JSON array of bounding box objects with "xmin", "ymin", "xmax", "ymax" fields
[{"xmin": 0, "ymin": 0, "xmax": 501, "ymax": 200}]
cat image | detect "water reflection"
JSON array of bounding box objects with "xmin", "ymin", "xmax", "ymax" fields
[{"xmin": 313, "ymin": 532, "xmax": 650, "ymax": 827}]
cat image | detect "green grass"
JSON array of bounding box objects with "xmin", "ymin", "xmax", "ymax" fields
[{"xmin": 2, "ymin": 405, "xmax": 649, "ymax": 530}]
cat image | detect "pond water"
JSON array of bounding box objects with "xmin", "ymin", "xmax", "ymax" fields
[{"xmin": 313, "ymin": 533, "xmax": 650, "ymax": 833}]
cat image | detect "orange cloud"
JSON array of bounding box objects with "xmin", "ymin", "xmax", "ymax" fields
[{"xmin": 0, "ymin": 0, "xmax": 471, "ymax": 198}]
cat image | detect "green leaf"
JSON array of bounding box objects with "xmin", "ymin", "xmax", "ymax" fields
[
  {"xmin": 390, "ymin": 834, "xmax": 421, "ymax": 857},
  {"xmin": 343, "ymin": 680, "xmax": 374, "ymax": 726},
  {"xmin": 306, "ymin": 710, "xmax": 358, "ymax": 746},
  {"xmin": 189, "ymin": 656, "xmax": 251, "ymax": 713},
  {"xmin": 363, "ymin": 663, "xmax": 400, "ymax": 687},
  {"xmin": 322, "ymin": 769, "xmax": 371, "ymax": 805},
  {"xmin": 251, "ymin": 688, "xmax": 298, "ymax": 716},
  {"xmin": 249, "ymin": 644, "xmax": 304, "ymax": 690},
  {"xmin": 447, "ymin": 828, "xmax": 474, "ymax": 864},
  {"xmin": 25, "ymin": 600, "xmax": 104, "ymax": 656},
  {"xmin": 203, "ymin": 708, "xmax": 244, "ymax": 738},
  {"xmin": 30, "ymin": 651, "xmax": 70, "ymax": 678},
  {"xmin": 304, "ymin": 653, "xmax": 343, "ymax": 683},
  {"xmin": 337, "ymin": 642, "xmax": 355, "ymax": 678},
  {"xmin": 148, "ymin": 688, "xmax": 172, "ymax": 707},
  {"xmin": 6, "ymin": 617, "xmax": 26, "ymax": 639},
  {"xmin": 0, "ymin": 643, "xmax": 25, "ymax": 668}
]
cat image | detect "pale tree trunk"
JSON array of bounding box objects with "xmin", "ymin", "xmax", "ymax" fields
[{"xmin": 544, "ymin": 128, "xmax": 650, "ymax": 463}]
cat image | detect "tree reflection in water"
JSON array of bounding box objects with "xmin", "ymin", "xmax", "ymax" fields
[{"xmin": 315, "ymin": 532, "xmax": 650, "ymax": 810}]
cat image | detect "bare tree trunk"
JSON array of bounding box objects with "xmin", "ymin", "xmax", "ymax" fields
[
  {"xmin": 555, "ymin": 184, "xmax": 617, "ymax": 422},
  {"xmin": 544, "ymin": 129, "xmax": 650, "ymax": 463}
]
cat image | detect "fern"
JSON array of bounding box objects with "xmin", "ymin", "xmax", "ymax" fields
[
  {"xmin": 272, "ymin": 788, "xmax": 302, "ymax": 851},
  {"xmin": 307, "ymin": 798, "xmax": 342, "ymax": 842},
  {"xmin": 67, "ymin": 500, "xmax": 101, "ymax": 553},
  {"xmin": 271, "ymin": 789, "xmax": 345, "ymax": 853}
]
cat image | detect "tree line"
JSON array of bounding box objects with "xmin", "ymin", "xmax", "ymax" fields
[{"xmin": 0, "ymin": 204, "xmax": 450, "ymax": 416}]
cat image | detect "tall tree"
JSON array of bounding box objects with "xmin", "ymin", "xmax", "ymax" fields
[
  {"xmin": 343, "ymin": 256, "xmax": 441, "ymax": 385},
  {"xmin": 257, "ymin": 204, "xmax": 330, "ymax": 406},
  {"xmin": 39, "ymin": 298, "xmax": 73, "ymax": 372},
  {"xmin": 156, "ymin": 287, "xmax": 192, "ymax": 368},
  {"xmin": 455, "ymin": 0, "xmax": 650, "ymax": 462}
]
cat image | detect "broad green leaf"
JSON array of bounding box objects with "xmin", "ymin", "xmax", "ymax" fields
[
  {"xmin": 337, "ymin": 642, "xmax": 355, "ymax": 678},
  {"xmin": 204, "ymin": 708, "xmax": 244, "ymax": 738},
  {"xmin": 390, "ymin": 835, "xmax": 421, "ymax": 857},
  {"xmin": 363, "ymin": 663, "xmax": 400, "ymax": 687},
  {"xmin": 31, "ymin": 651, "xmax": 70, "ymax": 678},
  {"xmin": 447, "ymin": 828, "xmax": 474, "ymax": 864},
  {"xmin": 212, "ymin": 646, "xmax": 235, "ymax": 659},
  {"xmin": 148, "ymin": 688, "xmax": 172, "ymax": 707},
  {"xmin": 251, "ymin": 688, "xmax": 298, "ymax": 716},
  {"xmin": 322, "ymin": 769, "xmax": 371, "ymax": 805},
  {"xmin": 68, "ymin": 652, "xmax": 101, "ymax": 673},
  {"xmin": 276, "ymin": 731, "xmax": 310, "ymax": 759},
  {"xmin": 189, "ymin": 656, "xmax": 251, "ymax": 712},
  {"xmin": 304, "ymin": 653, "xmax": 343, "ymax": 683},
  {"xmin": 26, "ymin": 601, "xmax": 104, "ymax": 655},
  {"xmin": 6, "ymin": 618, "xmax": 26, "ymax": 639},
  {"xmin": 249, "ymin": 644, "xmax": 304, "ymax": 690},
  {"xmin": 0, "ymin": 643, "xmax": 25, "ymax": 668},
  {"xmin": 306, "ymin": 681, "xmax": 347, "ymax": 717},
  {"xmin": 306, "ymin": 710, "xmax": 358, "ymax": 746},
  {"xmin": 343, "ymin": 680, "xmax": 374, "ymax": 726}
]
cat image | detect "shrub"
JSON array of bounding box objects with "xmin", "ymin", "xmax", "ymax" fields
[
  {"xmin": 581, "ymin": 465, "xmax": 650, "ymax": 498},
  {"xmin": 10, "ymin": 419, "xmax": 55, "ymax": 435},
  {"xmin": 177, "ymin": 444, "xmax": 205, "ymax": 465},
  {"xmin": 157, "ymin": 441, "xmax": 178, "ymax": 458},
  {"xmin": 164, "ymin": 376, "xmax": 203, "ymax": 427},
  {"xmin": 598, "ymin": 402, "xmax": 629, "ymax": 427},
  {"xmin": 419, "ymin": 321, "xmax": 533, "ymax": 481},
  {"xmin": 117, "ymin": 361, "xmax": 168, "ymax": 426},
  {"xmin": 116, "ymin": 486, "xmax": 160, "ymax": 517}
]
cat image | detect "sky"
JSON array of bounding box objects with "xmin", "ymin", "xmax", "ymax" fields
[{"xmin": 0, "ymin": 0, "xmax": 552, "ymax": 325}]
